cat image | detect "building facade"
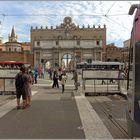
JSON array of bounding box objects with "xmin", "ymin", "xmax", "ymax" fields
[
  {"xmin": 4, "ymin": 26, "xmax": 22, "ymax": 52},
  {"xmin": 0, "ymin": 26, "xmax": 34, "ymax": 66},
  {"xmin": 102, "ymin": 43, "xmax": 123, "ymax": 62},
  {"xmin": 122, "ymin": 39, "xmax": 130, "ymax": 63},
  {"xmin": 124, "ymin": 39, "xmax": 130, "ymax": 48},
  {"xmin": 31, "ymin": 17, "xmax": 106, "ymax": 70},
  {"xmin": 102, "ymin": 41, "xmax": 130, "ymax": 63}
]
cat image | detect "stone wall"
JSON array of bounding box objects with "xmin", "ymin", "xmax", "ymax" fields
[{"xmin": 0, "ymin": 51, "xmax": 34, "ymax": 67}]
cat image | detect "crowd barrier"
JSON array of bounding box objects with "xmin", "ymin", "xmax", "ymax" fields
[
  {"xmin": 82, "ymin": 69, "xmax": 127, "ymax": 96},
  {"xmin": 0, "ymin": 69, "xmax": 19, "ymax": 94}
]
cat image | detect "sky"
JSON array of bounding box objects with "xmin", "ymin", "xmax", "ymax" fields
[{"xmin": 0, "ymin": 1, "xmax": 139, "ymax": 48}]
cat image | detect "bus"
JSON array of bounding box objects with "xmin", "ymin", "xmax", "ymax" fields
[
  {"xmin": 0, "ymin": 61, "xmax": 31, "ymax": 69},
  {"xmin": 76, "ymin": 61, "xmax": 124, "ymax": 74},
  {"xmin": 126, "ymin": 4, "xmax": 140, "ymax": 138},
  {"xmin": 0, "ymin": 61, "xmax": 24, "ymax": 69}
]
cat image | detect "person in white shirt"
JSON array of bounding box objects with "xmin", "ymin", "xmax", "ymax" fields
[{"xmin": 60, "ymin": 71, "xmax": 67, "ymax": 93}]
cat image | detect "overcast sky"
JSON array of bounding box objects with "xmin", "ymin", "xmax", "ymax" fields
[{"xmin": 0, "ymin": 1, "xmax": 139, "ymax": 47}]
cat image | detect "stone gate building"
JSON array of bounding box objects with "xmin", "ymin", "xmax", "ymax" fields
[{"xmin": 31, "ymin": 17, "xmax": 106, "ymax": 70}]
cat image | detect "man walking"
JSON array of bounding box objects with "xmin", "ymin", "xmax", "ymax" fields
[{"xmin": 71, "ymin": 69, "xmax": 78, "ymax": 90}]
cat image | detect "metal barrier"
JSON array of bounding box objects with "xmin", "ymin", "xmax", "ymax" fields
[
  {"xmin": 0, "ymin": 77, "xmax": 16, "ymax": 95},
  {"xmin": 0, "ymin": 69, "xmax": 19, "ymax": 95},
  {"xmin": 82, "ymin": 69, "xmax": 127, "ymax": 96}
]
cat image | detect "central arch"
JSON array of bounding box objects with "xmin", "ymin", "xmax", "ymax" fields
[{"xmin": 62, "ymin": 53, "xmax": 73, "ymax": 71}]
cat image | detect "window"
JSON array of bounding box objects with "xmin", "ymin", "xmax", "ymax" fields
[
  {"xmin": 14, "ymin": 48, "xmax": 16, "ymax": 52},
  {"xmin": 37, "ymin": 41, "xmax": 40, "ymax": 46},
  {"xmin": 96, "ymin": 40, "xmax": 100, "ymax": 45},
  {"xmin": 77, "ymin": 40, "xmax": 80, "ymax": 45},
  {"xmin": 56, "ymin": 41, "xmax": 59, "ymax": 45}
]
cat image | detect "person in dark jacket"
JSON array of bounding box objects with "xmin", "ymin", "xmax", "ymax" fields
[
  {"xmin": 52, "ymin": 70, "xmax": 59, "ymax": 88},
  {"xmin": 15, "ymin": 67, "xmax": 28, "ymax": 109}
]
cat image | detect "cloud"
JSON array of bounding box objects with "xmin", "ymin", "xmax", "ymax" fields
[{"xmin": 0, "ymin": 1, "xmax": 139, "ymax": 47}]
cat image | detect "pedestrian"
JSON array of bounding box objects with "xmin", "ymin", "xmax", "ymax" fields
[
  {"xmin": 32, "ymin": 68, "xmax": 35, "ymax": 84},
  {"xmin": 38, "ymin": 67, "xmax": 42, "ymax": 78},
  {"xmin": 41, "ymin": 67, "xmax": 44, "ymax": 78},
  {"xmin": 52, "ymin": 70, "xmax": 59, "ymax": 88},
  {"xmin": 109, "ymin": 79, "xmax": 114, "ymax": 84},
  {"xmin": 118, "ymin": 69, "xmax": 124, "ymax": 79},
  {"xmin": 48, "ymin": 68, "xmax": 52, "ymax": 80},
  {"xmin": 34, "ymin": 68, "xmax": 38, "ymax": 84},
  {"xmin": 101, "ymin": 80, "xmax": 106, "ymax": 85},
  {"xmin": 15, "ymin": 67, "xmax": 27, "ymax": 109},
  {"xmin": 58, "ymin": 67, "xmax": 62, "ymax": 81},
  {"xmin": 71, "ymin": 69, "xmax": 78, "ymax": 90},
  {"xmin": 61, "ymin": 71, "xmax": 67, "ymax": 93},
  {"xmin": 26, "ymin": 69, "xmax": 33, "ymax": 107}
]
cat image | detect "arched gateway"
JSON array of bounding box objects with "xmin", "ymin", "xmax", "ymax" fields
[{"xmin": 31, "ymin": 17, "xmax": 106, "ymax": 70}]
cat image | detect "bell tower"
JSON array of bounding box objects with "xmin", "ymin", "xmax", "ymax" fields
[{"xmin": 9, "ymin": 26, "xmax": 17, "ymax": 42}]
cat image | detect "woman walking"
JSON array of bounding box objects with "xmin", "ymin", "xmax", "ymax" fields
[{"xmin": 61, "ymin": 71, "xmax": 67, "ymax": 93}]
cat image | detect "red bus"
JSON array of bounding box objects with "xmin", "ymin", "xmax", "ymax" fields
[{"xmin": 0, "ymin": 61, "xmax": 26, "ymax": 69}]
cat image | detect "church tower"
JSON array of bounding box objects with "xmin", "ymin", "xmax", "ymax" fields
[
  {"xmin": 4, "ymin": 26, "xmax": 22, "ymax": 52},
  {"xmin": 9, "ymin": 26, "xmax": 17, "ymax": 42}
]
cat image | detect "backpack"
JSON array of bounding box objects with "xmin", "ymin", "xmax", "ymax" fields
[{"xmin": 15, "ymin": 73, "xmax": 24, "ymax": 90}]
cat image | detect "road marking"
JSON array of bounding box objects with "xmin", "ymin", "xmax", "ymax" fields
[
  {"xmin": 74, "ymin": 93, "xmax": 113, "ymax": 138},
  {"xmin": 0, "ymin": 91, "xmax": 38, "ymax": 118}
]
